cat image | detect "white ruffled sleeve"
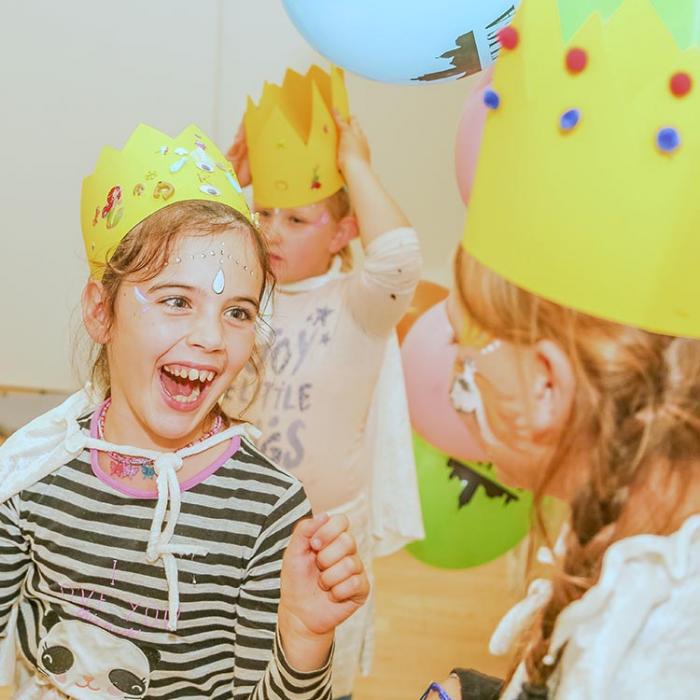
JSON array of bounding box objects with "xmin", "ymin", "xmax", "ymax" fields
[
  {"xmin": 551, "ymin": 515, "xmax": 700, "ymax": 699},
  {"xmin": 497, "ymin": 516, "xmax": 700, "ymax": 699}
]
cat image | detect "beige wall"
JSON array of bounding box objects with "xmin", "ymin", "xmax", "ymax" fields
[{"xmin": 0, "ymin": 0, "xmax": 473, "ymax": 392}]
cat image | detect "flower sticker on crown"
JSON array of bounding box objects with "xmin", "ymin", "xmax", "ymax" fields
[{"xmin": 311, "ymin": 165, "xmax": 322, "ymax": 190}]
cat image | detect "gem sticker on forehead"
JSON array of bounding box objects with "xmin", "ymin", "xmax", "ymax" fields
[
  {"xmin": 212, "ymin": 268, "xmax": 225, "ymax": 294},
  {"xmin": 167, "ymin": 240, "xmax": 254, "ymax": 281}
]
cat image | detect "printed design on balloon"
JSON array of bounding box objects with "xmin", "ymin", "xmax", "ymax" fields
[
  {"xmin": 282, "ymin": 0, "xmax": 520, "ymax": 85},
  {"xmin": 448, "ymin": 458, "xmax": 519, "ymax": 507}
]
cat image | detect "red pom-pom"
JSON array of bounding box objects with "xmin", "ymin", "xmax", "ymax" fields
[
  {"xmin": 670, "ymin": 72, "xmax": 692, "ymax": 97},
  {"xmin": 566, "ymin": 48, "xmax": 588, "ymax": 74},
  {"xmin": 498, "ymin": 26, "xmax": 519, "ymax": 50}
]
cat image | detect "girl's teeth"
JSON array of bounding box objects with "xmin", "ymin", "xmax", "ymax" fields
[
  {"xmin": 173, "ymin": 387, "xmax": 201, "ymax": 403},
  {"xmin": 163, "ymin": 365, "xmax": 215, "ymax": 383}
]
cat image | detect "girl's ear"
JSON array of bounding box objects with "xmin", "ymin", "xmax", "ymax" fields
[
  {"xmin": 82, "ymin": 278, "xmax": 111, "ymax": 345},
  {"xmin": 328, "ymin": 215, "xmax": 358, "ymax": 254},
  {"xmin": 529, "ymin": 338, "xmax": 576, "ymax": 439}
]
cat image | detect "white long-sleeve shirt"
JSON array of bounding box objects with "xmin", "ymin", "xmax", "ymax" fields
[{"xmin": 225, "ymin": 227, "xmax": 422, "ymax": 514}]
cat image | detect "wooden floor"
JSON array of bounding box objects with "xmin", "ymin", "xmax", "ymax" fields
[
  {"xmin": 354, "ymin": 549, "xmax": 520, "ymax": 699},
  {"xmin": 0, "ymin": 550, "xmax": 518, "ymax": 699}
]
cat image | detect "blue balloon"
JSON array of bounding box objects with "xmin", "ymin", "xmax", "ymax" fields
[{"xmin": 283, "ymin": 0, "xmax": 521, "ymax": 85}]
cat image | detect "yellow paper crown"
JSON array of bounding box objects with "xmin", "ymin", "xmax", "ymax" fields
[
  {"xmin": 81, "ymin": 123, "xmax": 250, "ymax": 278},
  {"xmin": 464, "ymin": 0, "xmax": 700, "ymax": 338},
  {"xmin": 245, "ymin": 65, "xmax": 349, "ymax": 208}
]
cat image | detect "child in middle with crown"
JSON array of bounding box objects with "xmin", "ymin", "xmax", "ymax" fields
[{"xmin": 224, "ymin": 65, "xmax": 424, "ymax": 699}]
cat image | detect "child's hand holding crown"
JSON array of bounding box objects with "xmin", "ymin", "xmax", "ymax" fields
[{"xmin": 333, "ymin": 109, "xmax": 371, "ymax": 176}]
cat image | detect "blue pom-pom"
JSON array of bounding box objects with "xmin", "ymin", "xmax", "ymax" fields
[
  {"xmin": 483, "ymin": 89, "xmax": 501, "ymax": 110},
  {"xmin": 657, "ymin": 127, "xmax": 681, "ymax": 153},
  {"xmin": 560, "ymin": 108, "xmax": 580, "ymax": 132}
]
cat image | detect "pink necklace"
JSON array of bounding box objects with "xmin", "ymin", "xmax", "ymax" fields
[{"xmin": 96, "ymin": 399, "xmax": 224, "ymax": 480}]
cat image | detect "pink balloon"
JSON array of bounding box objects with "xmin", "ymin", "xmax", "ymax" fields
[
  {"xmin": 401, "ymin": 301, "xmax": 487, "ymax": 462},
  {"xmin": 455, "ymin": 67, "xmax": 493, "ymax": 205}
]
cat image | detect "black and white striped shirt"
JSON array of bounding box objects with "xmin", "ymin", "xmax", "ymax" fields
[{"xmin": 0, "ymin": 415, "xmax": 331, "ymax": 699}]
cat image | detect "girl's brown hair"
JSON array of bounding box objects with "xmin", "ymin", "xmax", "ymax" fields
[
  {"xmin": 88, "ymin": 200, "xmax": 274, "ymax": 419},
  {"xmin": 454, "ymin": 247, "xmax": 700, "ymax": 688}
]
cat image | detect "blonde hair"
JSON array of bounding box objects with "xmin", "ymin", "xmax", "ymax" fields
[
  {"xmin": 454, "ymin": 247, "xmax": 700, "ymax": 688},
  {"xmin": 88, "ymin": 200, "xmax": 274, "ymax": 417},
  {"xmin": 325, "ymin": 188, "xmax": 354, "ymax": 272}
]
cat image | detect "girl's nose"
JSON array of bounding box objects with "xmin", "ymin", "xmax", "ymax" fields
[{"xmin": 188, "ymin": 312, "xmax": 224, "ymax": 352}]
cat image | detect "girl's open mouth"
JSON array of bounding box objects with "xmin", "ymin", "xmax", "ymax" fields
[{"xmin": 159, "ymin": 364, "xmax": 218, "ymax": 412}]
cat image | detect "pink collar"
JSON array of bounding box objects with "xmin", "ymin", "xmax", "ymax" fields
[{"xmin": 88, "ymin": 403, "xmax": 240, "ymax": 500}]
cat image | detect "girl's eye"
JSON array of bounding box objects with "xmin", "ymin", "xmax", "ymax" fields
[
  {"xmin": 162, "ymin": 296, "xmax": 190, "ymax": 310},
  {"xmin": 256, "ymin": 210, "xmax": 270, "ymax": 218},
  {"xmin": 225, "ymin": 306, "xmax": 253, "ymax": 322},
  {"xmin": 290, "ymin": 216, "xmax": 306, "ymax": 225}
]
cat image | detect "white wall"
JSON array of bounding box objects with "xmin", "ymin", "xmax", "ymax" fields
[{"xmin": 0, "ymin": 0, "xmax": 473, "ymax": 392}]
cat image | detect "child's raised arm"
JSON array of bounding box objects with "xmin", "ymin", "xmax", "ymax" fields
[
  {"xmin": 334, "ymin": 111, "xmax": 422, "ymax": 337},
  {"xmin": 333, "ymin": 110, "xmax": 410, "ymax": 247}
]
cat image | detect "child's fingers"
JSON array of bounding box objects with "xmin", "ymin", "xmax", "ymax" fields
[
  {"xmin": 315, "ymin": 530, "xmax": 357, "ymax": 570},
  {"xmin": 318, "ymin": 555, "xmax": 363, "ymax": 591},
  {"xmin": 329, "ymin": 572, "xmax": 369, "ymax": 604},
  {"xmin": 287, "ymin": 513, "xmax": 330, "ymax": 555},
  {"xmin": 332, "ymin": 108, "xmax": 350, "ymax": 131},
  {"xmin": 309, "ymin": 514, "xmax": 350, "ymax": 552}
]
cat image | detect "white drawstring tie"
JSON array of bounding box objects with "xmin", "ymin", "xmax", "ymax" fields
[{"xmin": 85, "ymin": 423, "xmax": 260, "ymax": 631}]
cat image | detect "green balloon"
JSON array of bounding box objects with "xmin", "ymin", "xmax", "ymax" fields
[
  {"xmin": 557, "ymin": 0, "xmax": 700, "ymax": 47},
  {"xmin": 406, "ymin": 433, "xmax": 533, "ymax": 570}
]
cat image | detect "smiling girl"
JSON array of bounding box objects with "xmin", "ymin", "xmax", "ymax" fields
[{"xmin": 0, "ymin": 124, "xmax": 368, "ymax": 699}]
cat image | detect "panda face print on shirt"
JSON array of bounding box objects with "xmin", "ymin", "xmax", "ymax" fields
[{"xmin": 37, "ymin": 611, "xmax": 160, "ymax": 699}]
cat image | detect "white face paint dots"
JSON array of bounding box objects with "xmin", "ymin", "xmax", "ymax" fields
[{"xmin": 450, "ymin": 339, "xmax": 502, "ymax": 445}]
